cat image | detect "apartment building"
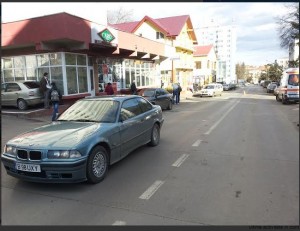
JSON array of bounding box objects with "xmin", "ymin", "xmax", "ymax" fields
[{"xmin": 196, "ymin": 21, "xmax": 237, "ymax": 84}]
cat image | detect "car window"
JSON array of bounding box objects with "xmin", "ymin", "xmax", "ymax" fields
[
  {"xmin": 137, "ymin": 97, "xmax": 153, "ymax": 113},
  {"xmin": 120, "ymin": 98, "xmax": 143, "ymax": 121},
  {"xmin": 143, "ymin": 90, "xmax": 155, "ymax": 97},
  {"xmin": 288, "ymin": 74, "xmax": 299, "ymax": 86},
  {"xmin": 23, "ymin": 81, "xmax": 40, "ymax": 89},
  {"xmin": 6, "ymin": 83, "xmax": 21, "ymax": 92}
]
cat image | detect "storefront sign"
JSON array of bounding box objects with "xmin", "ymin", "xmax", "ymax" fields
[{"xmin": 98, "ymin": 29, "xmax": 115, "ymax": 43}]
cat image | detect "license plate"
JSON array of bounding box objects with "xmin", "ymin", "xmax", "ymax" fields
[{"xmin": 15, "ymin": 163, "xmax": 41, "ymax": 172}]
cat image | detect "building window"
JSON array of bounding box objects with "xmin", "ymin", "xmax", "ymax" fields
[
  {"xmin": 196, "ymin": 61, "xmax": 201, "ymax": 69},
  {"xmin": 156, "ymin": 32, "xmax": 164, "ymax": 39}
]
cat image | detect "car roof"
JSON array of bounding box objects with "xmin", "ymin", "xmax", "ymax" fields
[{"xmin": 82, "ymin": 95, "xmax": 142, "ymax": 102}]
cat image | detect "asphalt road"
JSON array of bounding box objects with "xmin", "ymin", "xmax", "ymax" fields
[{"xmin": 1, "ymin": 85, "xmax": 299, "ymax": 226}]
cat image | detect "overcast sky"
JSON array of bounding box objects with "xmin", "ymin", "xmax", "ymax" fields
[{"xmin": 2, "ymin": 2, "xmax": 294, "ymax": 66}]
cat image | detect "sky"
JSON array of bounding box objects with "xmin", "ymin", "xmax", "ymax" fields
[{"xmin": 1, "ymin": 2, "xmax": 295, "ymax": 67}]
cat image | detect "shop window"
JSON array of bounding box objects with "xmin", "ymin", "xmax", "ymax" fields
[
  {"xmin": 65, "ymin": 53, "xmax": 76, "ymax": 65},
  {"xmin": 78, "ymin": 67, "xmax": 88, "ymax": 93},
  {"xmin": 2, "ymin": 58, "xmax": 13, "ymax": 69},
  {"xmin": 66, "ymin": 66, "xmax": 78, "ymax": 94},
  {"xmin": 26, "ymin": 68, "xmax": 36, "ymax": 81},
  {"xmin": 37, "ymin": 54, "xmax": 50, "ymax": 66},
  {"xmin": 77, "ymin": 55, "xmax": 86, "ymax": 66},
  {"xmin": 25, "ymin": 56, "xmax": 37, "ymax": 68},
  {"xmin": 3, "ymin": 69, "xmax": 14, "ymax": 82},
  {"xmin": 14, "ymin": 56, "xmax": 25, "ymax": 68},
  {"xmin": 50, "ymin": 66, "xmax": 64, "ymax": 94},
  {"xmin": 49, "ymin": 53, "xmax": 62, "ymax": 66},
  {"xmin": 14, "ymin": 69, "xmax": 25, "ymax": 82}
]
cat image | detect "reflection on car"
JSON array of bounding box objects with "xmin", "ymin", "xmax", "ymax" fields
[
  {"xmin": 1, "ymin": 81, "xmax": 44, "ymax": 110},
  {"xmin": 1, "ymin": 95, "xmax": 164, "ymax": 184},
  {"xmin": 139, "ymin": 88, "xmax": 173, "ymax": 110}
]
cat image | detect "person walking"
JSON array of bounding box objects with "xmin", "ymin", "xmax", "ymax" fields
[
  {"xmin": 49, "ymin": 82, "xmax": 62, "ymax": 121},
  {"xmin": 130, "ymin": 81, "xmax": 137, "ymax": 95},
  {"xmin": 172, "ymin": 83, "xmax": 179, "ymax": 104},
  {"xmin": 105, "ymin": 82, "xmax": 114, "ymax": 95},
  {"xmin": 39, "ymin": 72, "xmax": 51, "ymax": 109},
  {"xmin": 177, "ymin": 83, "xmax": 182, "ymax": 104}
]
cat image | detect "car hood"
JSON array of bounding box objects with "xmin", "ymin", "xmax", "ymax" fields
[{"xmin": 8, "ymin": 122, "xmax": 109, "ymax": 149}]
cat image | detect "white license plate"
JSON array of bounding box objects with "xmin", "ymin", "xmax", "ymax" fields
[{"xmin": 15, "ymin": 163, "xmax": 41, "ymax": 172}]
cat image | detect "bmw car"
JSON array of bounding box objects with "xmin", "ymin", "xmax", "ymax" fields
[{"xmin": 1, "ymin": 95, "xmax": 164, "ymax": 184}]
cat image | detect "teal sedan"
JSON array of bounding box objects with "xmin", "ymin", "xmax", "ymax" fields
[{"xmin": 1, "ymin": 95, "xmax": 164, "ymax": 184}]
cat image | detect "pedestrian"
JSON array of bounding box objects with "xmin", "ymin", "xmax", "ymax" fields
[
  {"xmin": 105, "ymin": 82, "xmax": 114, "ymax": 95},
  {"xmin": 177, "ymin": 83, "xmax": 182, "ymax": 104},
  {"xmin": 172, "ymin": 83, "xmax": 179, "ymax": 104},
  {"xmin": 130, "ymin": 81, "xmax": 137, "ymax": 95},
  {"xmin": 39, "ymin": 72, "xmax": 51, "ymax": 109},
  {"xmin": 49, "ymin": 82, "xmax": 62, "ymax": 121}
]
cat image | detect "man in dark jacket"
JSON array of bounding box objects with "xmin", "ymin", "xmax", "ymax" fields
[
  {"xmin": 130, "ymin": 81, "xmax": 137, "ymax": 95},
  {"xmin": 39, "ymin": 72, "xmax": 51, "ymax": 109}
]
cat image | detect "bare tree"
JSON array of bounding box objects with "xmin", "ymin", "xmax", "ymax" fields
[
  {"xmin": 276, "ymin": 3, "xmax": 299, "ymax": 49},
  {"xmin": 107, "ymin": 7, "xmax": 134, "ymax": 24}
]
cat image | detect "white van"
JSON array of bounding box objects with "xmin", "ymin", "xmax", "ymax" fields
[
  {"xmin": 276, "ymin": 68, "xmax": 299, "ymax": 104},
  {"xmin": 199, "ymin": 83, "xmax": 223, "ymax": 97}
]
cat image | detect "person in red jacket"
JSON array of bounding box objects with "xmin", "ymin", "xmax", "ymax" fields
[{"xmin": 104, "ymin": 82, "xmax": 114, "ymax": 95}]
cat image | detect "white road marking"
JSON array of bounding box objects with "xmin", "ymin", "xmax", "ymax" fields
[
  {"xmin": 292, "ymin": 107, "xmax": 299, "ymax": 111},
  {"xmin": 139, "ymin": 180, "xmax": 164, "ymax": 200},
  {"xmin": 192, "ymin": 139, "xmax": 202, "ymax": 147},
  {"xmin": 112, "ymin": 221, "xmax": 126, "ymax": 225},
  {"xmin": 204, "ymin": 100, "xmax": 240, "ymax": 135},
  {"xmin": 172, "ymin": 154, "xmax": 189, "ymax": 167}
]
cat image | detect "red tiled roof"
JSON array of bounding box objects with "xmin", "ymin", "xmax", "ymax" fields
[
  {"xmin": 194, "ymin": 45, "xmax": 213, "ymax": 56},
  {"xmin": 111, "ymin": 15, "xmax": 194, "ymax": 38}
]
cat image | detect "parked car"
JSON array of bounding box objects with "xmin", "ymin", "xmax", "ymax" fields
[
  {"xmin": 262, "ymin": 80, "xmax": 271, "ymax": 88},
  {"xmin": 222, "ymin": 84, "xmax": 230, "ymax": 91},
  {"xmin": 1, "ymin": 81, "xmax": 44, "ymax": 110},
  {"xmin": 276, "ymin": 68, "xmax": 299, "ymax": 104},
  {"xmin": 273, "ymin": 86, "xmax": 280, "ymax": 96},
  {"xmin": 266, "ymin": 82, "xmax": 278, "ymax": 93},
  {"xmin": 139, "ymin": 88, "xmax": 173, "ymax": 110},
  {"xmin": 198, "ymin": 83, "xmax": 223, "ymax": 97},
  {"xmin": 1, "ymin": 95, "xmax": 164, "ymax": 184}
]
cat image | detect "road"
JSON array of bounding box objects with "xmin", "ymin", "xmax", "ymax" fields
[{"xmin": 1, "ymin": 85, "xmax": 299, "ymax": 226}]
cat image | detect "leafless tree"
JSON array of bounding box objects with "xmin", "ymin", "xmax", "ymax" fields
[
  {"xmin": 276, "ymin": 3, "xmax": 299, "ymax": 49},
  {"xmin": 107, "ymin": 7, "xmax": 134, "ymax": 24}
]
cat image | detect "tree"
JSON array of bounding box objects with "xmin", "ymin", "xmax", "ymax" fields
[
  {"xmin": 266, "ymin": 62, "xmax": 283, "ymax": 82},
  {"xmin": 107, "ymin": 7, "xmax": 134, "ymax": 24},
  {"xmin": 276, "ymin": 3, "xmax": 299, "ymax": 49},
  {"xmin": 236, "ymin": 62, "xmax": 246, "ymax": 80}
]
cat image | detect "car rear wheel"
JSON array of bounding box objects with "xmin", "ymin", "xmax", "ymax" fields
[
  {"xmin": 17, "ymin": 99, "xmax": 28, "ymax": 110},
  {"xmin": 148, "ymin": 123, "xmax": 160, "ymax": 147},
  {"xmin": 282, "ymin": 95, "xmax": 288, "ymax": 104},
  {"xmin": 86, "ymin": 146, "xmax": 108, "ymax": 184},
  {"xmin": 167, "ymin": 100, "xmax": 172, "ymax": 110},
  {"xmin": 276, "ymin": 95, "xmax": 280, "ymax": 101}
]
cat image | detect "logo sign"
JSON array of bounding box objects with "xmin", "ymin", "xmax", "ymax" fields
[{"xmin": 98, "ymin": 29, "xmax": 115, "ymax": 43}]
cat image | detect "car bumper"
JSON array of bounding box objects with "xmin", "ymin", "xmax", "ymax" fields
[
  {"xmin": 285, "ymin": 94, "xmax": 299, "ymax": 102},
  {"xmin": 1, "ymin": 156, "xmax": 87, "ymax": 183}
]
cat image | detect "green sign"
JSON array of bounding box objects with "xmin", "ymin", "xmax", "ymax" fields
[{"xmin": 98, "ymin": 29, "xmax": 115, "ymax": 43}]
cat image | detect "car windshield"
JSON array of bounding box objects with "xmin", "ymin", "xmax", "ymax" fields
[
  {"xmin": 288, "ymin": 74, "xmax": 299, "ymax": 86},
  {"xmin": 143, "ymin": 90, "xmax": 155, "ymax": 97},
  {"xmin": 58, "ymin": 99, "xmax": 120, "ymax": 123},
  {"xmin": 204, "ymin": 85, "xmax": 214, "ymax": 89}
]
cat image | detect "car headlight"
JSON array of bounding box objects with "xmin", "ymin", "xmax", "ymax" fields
[
  {"xmin": 47, "ymin": 150, "xmax": 82, "ymax": 159},
  {"xmin": 4, "ymin": 145, "xmax": 17, "ymax": 157}
]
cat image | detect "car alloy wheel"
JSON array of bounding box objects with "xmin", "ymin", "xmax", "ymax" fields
[
  {"xmin": 17, "ymin": 99, "xmax": 28, "ymax": 110},
  {"xmin": 87, "ymin": 146, "xmax": 108, "ymax": 184},
  {"xmin": 148, "ymin": 123, "xmax": 160, "ymax": 147}
]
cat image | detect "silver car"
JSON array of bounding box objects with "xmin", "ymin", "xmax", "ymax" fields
[
  {"xmin": 1, "ymin": 81, "xmax": 44, "ymax": 110},
  {"xmin": 1, "ymin": 95, "xmax": 164, "ymax": 184}
]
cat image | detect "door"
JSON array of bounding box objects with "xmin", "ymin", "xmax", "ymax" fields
[{"xmin": 88, "ymin": 67, "xmax": 95, "ymax": 97}]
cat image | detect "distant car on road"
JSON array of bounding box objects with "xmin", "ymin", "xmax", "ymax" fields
[
  {"xmin": 1, "ymin": 81, "xmax": 44, "ymax": 110},
  {"xmin": 266, "ymin": 82, "xmax": 278, "ymax": 93},
  {"xmin": 198, "ymin": 83, "xmax": 223, "ymax": 97},
  {"xmin": 1, "ymin": 95, "xmax": 164, "ymax": 184},
  {"xmin": 139, "ymin": 88, "xmax": 173, "ymax": 110}
]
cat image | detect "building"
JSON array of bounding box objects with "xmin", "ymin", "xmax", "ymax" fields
[
  {"xmin": 289, "ymin": 38, "xmax": 299, "ymax": 63},
  {"xmin": 196, "ymin": 22, "xmax": 237, "ymax": 84},
  {"xmin": 1, "ymin": 12, "xmax": 171, "ymax": 101},
  {"xmin": 193, "ymin": 44, "xmax": 217, "ymax": 87},
  {"xmin": 111, "ymin": 15, "xmax": 198, "ymax": 92}
]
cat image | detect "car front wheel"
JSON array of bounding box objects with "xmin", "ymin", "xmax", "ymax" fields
[
  {"xmin": 86, "ymin": 146, "xmax": 109, "ymax": 184},
  {"xmin": 148, "ymin": 123, "xmax": 160, "ymax": 147},
  {"xmin": 17, "ymin": 99, "xmax": 28, "ymax": 110}
]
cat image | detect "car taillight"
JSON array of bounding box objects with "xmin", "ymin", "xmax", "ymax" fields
[{"xmin": 28, "ymin": 91, "xmax": 35, "ymax": 96}]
